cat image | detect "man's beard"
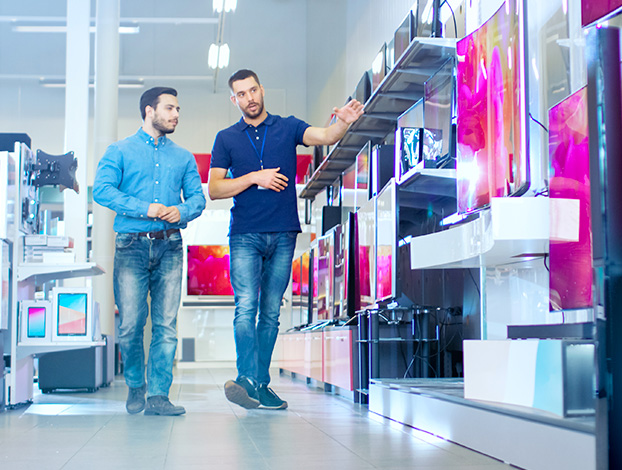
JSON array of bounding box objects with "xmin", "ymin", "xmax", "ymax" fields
[
  {"xmin": 153, "ymin": 115, "xmax": 176, "ymax": 134},
  {"xmin": 242, "ymin": 100, "xmax": 264, "ymax": 120}
]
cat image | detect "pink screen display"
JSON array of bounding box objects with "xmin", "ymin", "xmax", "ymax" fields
[
  {"xmin": 187, "ymin": 245, "xmax": 234, "ymax": 296},
  {"xmin": 548, "ymin": 87, "xmax": 592, "ymax": 310},
  {"xmin": 456, "ymin": 0, "xmax": 528, "ymax": 214},
  {"xmin": 292, "ymin": 257, "xmax": 302, "ymax": 296},
  {"xmin": 582, "ymin": 0, "xmax": 622, "ymax": 26}
]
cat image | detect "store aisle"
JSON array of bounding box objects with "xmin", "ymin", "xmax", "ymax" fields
[{"xmin": 0, "ymin": 367, "xmax": 516, "ymax": 470}]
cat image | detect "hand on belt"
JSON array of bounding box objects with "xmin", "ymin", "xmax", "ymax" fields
[{"xmin": 135, "ymin": 228, "xmax": 180, "ymax": 239}]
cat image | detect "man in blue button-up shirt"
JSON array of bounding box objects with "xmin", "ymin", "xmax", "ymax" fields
[{"xmin": 94, "ymin": 87, "xmax": 206, "ymax": 416}]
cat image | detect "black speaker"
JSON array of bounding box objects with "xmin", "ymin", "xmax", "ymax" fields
[{"xmin": 321, "ymin": 206, "xmax": 341, "ymax": 235}]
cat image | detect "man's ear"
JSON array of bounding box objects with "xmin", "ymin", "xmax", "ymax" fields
[{"xmin": 229, "ymin": 95, "xmax": 237, "ymax": 106}]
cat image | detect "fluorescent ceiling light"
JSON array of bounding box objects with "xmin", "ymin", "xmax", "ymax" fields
[
  {"xmin": 13, "ymin": 24, "xmax": 139, "ymax": 34},
  {"xmin": 39, "ymin": 78, "xmax": 144, "ymax": 89},
  {"xmin": 208, "ymin": 43, "xmax": 230, "ymax": 69}
]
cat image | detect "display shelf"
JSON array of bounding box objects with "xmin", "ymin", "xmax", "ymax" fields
[
  {"xmin": 398, "ymin": 168, "xmax": 457, "ymax": 215},
  {"xmin": 16, "ymin": 340, "xmax": 106, "ymax": 360},
  {"xmin": 300, "ymin": 37, "xmax": 457, "ymax": 199},
  {"xmin": 409, "ymin": 197, "xmax": 550, "ymax": 269},
  {"xmin": 17, "ymin": 262, "xmax": 105, "ymax": 283}
]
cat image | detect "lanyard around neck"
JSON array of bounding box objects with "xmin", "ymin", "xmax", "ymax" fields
[{"xmin": 245, "ymin": 126, "xmax": 268, "ymax": 169}]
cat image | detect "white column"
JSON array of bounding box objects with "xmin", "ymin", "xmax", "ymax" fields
[
  {"xmin": 63, "ymin": 0, "xmax": 90, "ymax": 265},
  {"xmin": 92, "ymin": 0, "xmax": 120, "ymax": 337}
]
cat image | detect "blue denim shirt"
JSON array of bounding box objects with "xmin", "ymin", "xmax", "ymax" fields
[{"xmin": 93, "ymin": 128, "xmax": 206, "ymax": 233}]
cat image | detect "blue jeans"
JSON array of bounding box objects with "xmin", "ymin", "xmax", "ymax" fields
[
  {"xmin": 113, "ymin": 231, "xmax": 183, "ymax": 397},
  {"xmin": 229, "ymin": 231, "xmax": 298, "ymax": 385}
]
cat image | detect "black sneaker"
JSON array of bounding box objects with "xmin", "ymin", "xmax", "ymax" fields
[
  {"xmin": 126, "ymin": 384, "xmax": 146, "ymax": 414},
  {"xmin": 257, "ymin": 384, "xmax": 288, "ymax": 410},
  {"xmin": 144, "ymin": 396, "xmax": 186, "ymax": 416},
  {"xmin": 224, "ymin": 376, "xmax": 260, "ymax": 409}
]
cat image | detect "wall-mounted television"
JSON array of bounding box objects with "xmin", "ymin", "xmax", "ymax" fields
[
  {"xmin": 187, "ymin": 245, "xmax": 234, "ymax": 297},
  {"xmin": 548, "ymin": 86, "xmax": 592, "ymax": 311},
  {"xmin": 19, "ymin": 300, "xmax": 52, "ymax": 345},
  {"xmin": 456, "ymin": 0, "xmax": 530, "ymax": 214},
  {"xmin": 395, "ymin": 99, "xmax": 425, "ymax": 184},
  {"xmin": 316, "ymin": 231, "xmax": 334, "ymax": 321},
  {"xmin": 357, "ymin": 196, "xmax": 376, "ymax": 308},
  {"xmin": 394, "ymin": 10, "xmax": 416, "ymax": 63},
  {"xmin": 51, "ymin": 286, "xmax": 94, "ymax": 342},
  {"xmin": 423, "ymin": 57, "xmax": 456, "ymax": 169}
]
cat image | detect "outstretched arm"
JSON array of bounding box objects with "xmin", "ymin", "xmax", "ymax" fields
[{"xmin": 302, "ymin": 99, "xmax": 364, "ymax": 147}]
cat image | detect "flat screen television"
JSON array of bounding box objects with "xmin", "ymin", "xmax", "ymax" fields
[
  {"xmin": 19, "ymin": 299, "xmax": 52, "ymax": 344},
  {"xmin": 316, "ymin": 231, "xmax": 334, "ymax": 321},
  {"xmin": 423, "ymin": 57, "xmax": 456, "ymax": 168},
  {"xmin": 376, "ymin": 180, "xmax": 397, "ymax": 303},
  {"xmin": 51, "ymin": 286, "xmax": 94, "ymax": 342},
  {"xmin": 301, "ymin": 249, "xmax": 311, "ymax": 325},
  {"xmin": 394, "ymin": 9, "xmax": 416, "ymax": 63},
  {"xmin": 292, "ymin": 255, "xmax": 302, "ymax": 299},
  {"xmin": 357, "ymin": 196, "xmax": 376, "ymax": 307},
  {"xmin": 355, "ymin": 142, "xmax": 371, "ymax": 208},
  {"xmin": 371, "ymin": 43, "xmax": 387, "ymax": 92},
  {"xmin": 354, "ymin": 71, "xmax": 372, "ymax": 105},
  {"xmin": 395, "ymin": 99, "xmax": 425, "ymax": 184},
  {"xmin": 582, "ymin": 0, "xmax": 622, "ymax": 26},
  {"xmin": 548, "ymin": 86, "xmax": 592, "ymax": 311},
  {"xmin": 456, "ymin": 0, "xmax": 530, "ymax": 214},
  {"xmin": 342, "ymin": 161, "xmax": 358, "ymax": 211},
  {"xmin": 311, "ymin": 243, "xmax": 319, "ymax": 324},
  {"xmin": 187, "ymin": 245, "xmax": 234, "ymax": 297},
  {"xmin": 333, "ymin": 217, "xmax": 355, "ymax": 319}
]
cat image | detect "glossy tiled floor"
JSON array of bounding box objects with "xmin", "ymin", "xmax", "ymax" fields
[{"xmin": 0, "ymin": 367, "xmax": 518, "ymax": 469}]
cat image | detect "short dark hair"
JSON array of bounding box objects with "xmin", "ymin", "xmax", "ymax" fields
[
  {"xmin": 139, "ymin": 87, "xmax": 177, "ymax": 120},
  {"xmin": 228, "ymin": 69, "xmax": 261, "ymax": 91}
]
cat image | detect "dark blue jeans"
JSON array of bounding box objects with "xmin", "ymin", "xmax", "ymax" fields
[
  {"xmin": 113, "ymin": 231, "xmax": 183, "ymax": 397},
  {"xmin": 229, "ymin": 231, "xmax": 298, "ymax": 385}
]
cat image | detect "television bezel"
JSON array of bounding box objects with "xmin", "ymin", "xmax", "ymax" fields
[
  {"xmin": 19, "ymin": 299, "xmax": 52, "ymax": 345},
  {"xmin": 51, "ymin": 286, "xmax": 93, "ymax": 342}
]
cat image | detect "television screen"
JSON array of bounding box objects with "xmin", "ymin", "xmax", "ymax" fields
[
  {"xmin": 456, "ymin": 0, "xmax": 529, "ymax": 214},
  {"xmin": 423, "ymin": 57, "xmax": 455, "ymax": 168},
  {"xmin": 394, "ymin": 10, "xmax": 415, "ymax": 62},
  {"xmin": 187, "ymin": 245, "xmax": 234, "ymax": 296},
  {"xmin": 376, "ymin": 180, "xmax": 396, "ymax": 302},
  {"xmin": 292, "ymin": 256, "xmax": 302, "ymax": 297},
  {"xmin": 395, "ymin": 99, "xmax": 425, "ymax": 184},
  {"xmin": 57, "ymin": 293, "xmax": 87, "ymax": 336},
  {"xmin": 354, "ymin": 71, "xmax": 372, "ymax": 105},
  {"xmin": 333, "ymin": 222, "xmax": 350, "ymax": 319},
  {"xmin": 357, "ymin": 196, "xmax": 376, "ymax": 307},
  {"xmin": 28, "ymin": 306, "xmax": 46, "ymax": 338},
  {"xmin": 548, "ymin": 86, "xmax": 592, "ymax": 311},
  {"xmin": 311, "ymin": 244, "xmax": 319, "ymax": 324},
  {"xmin": 342, "ymin": 161, "xmax": 358, "ymax": 211},
  {"xmin": 582, "ymin": 0, "xmax": 622, "ymax": 26},
  {"xmin": 316, "ymin": 232, "xmax": 334, "ymax": 321},
  {"xmin": 355, "ymin": 142, "xmax": 371, "ymax": 208},
  {"xmin": 371, "ymin": 43, "xmax": 387, "ymax": 92}
]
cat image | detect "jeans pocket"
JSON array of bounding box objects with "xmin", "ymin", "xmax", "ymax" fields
[{"xmin": 115, "ymin": 234, "xmax": 135, "ymax": 249}]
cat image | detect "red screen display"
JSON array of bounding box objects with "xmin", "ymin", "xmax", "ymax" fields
[{"xmin": 187, "ymin": 245, "xmax": 234, "ymax": 296}]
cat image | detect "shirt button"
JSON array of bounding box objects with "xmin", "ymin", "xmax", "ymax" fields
[
  {"xmin": 155, "ymin": 199, "xmax": 159, "ymax": 202},
  {"xmin": 256, "ymin": 137, "xmax": 259, "ymax": 140},
  {"xmin": 156, "ymin": 163, "xmax": 159, "ymax": 167},
  {"xmin": 156, "ymin": 181, "xmax": 159, "ymax": 184}
]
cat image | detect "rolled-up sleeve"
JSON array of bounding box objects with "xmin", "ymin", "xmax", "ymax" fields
[{"xmin": 177, "ymin": 156, "xmax": 206, "ymax": 223}]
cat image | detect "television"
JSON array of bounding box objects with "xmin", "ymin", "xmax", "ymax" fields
[
  {"xmin": 423, "ymin": 57, "xmax": 456, "ymax": 168},
  {"xmin": 456, "ymin": 0, "xmax": 530, "ymax": 214},
  {"xmin": 310, "ymin": 243, "xmax": 319, "ymax": 324},
  {"xmin": 187, "ymin": 245, "xmax": 234, "ymax": 297},
  {"xmin": 376, "ymin": 180, "xmax": 396, "ymax": 303},
  {"xmin": 582, "ymin": 0, "xmax": 622, "ymax": 27},
  {"xmin": 51, "ymin": 286, "xmax": 94, "ymax": 342},
  {"xmin": 354, "ymin": 70, "xmax": 372, "ymax": 105},
  {"xmin": 395, "ymin": 99, "xmax": 425, "ymax": 184},
  {"xmin": 394, "ymin": 10, "xmax": 416, "ymax": 63},
  {"xmin": 355, "ymin": 142, "xmax": 371, "ymax": 208},
  {"xmin": 548, "ymin": 86, "xmax": 592, "ymax": 311},
  {"xmin": 292, "ymin": 255, "xmax": 302, "ymax": 300},
  {"xmin": 19, "ymin": 300, "xmax": 52, "ymax": 344},
  {"xmin": 371, "ymin": 43, "xmax": 387, "ymax": 93},
  {"xmin": 301, "ymin": 250, "xmax": 311, "ymax": 325},
  {"xmin": 357, "ymin": 196, "xmax": 376, "ymax": 307},
  {"xmin": 333, "ymin": 216, "xmax": 355, "ymax": 319},
  {"xmin": 370, "ymin": 144, "xmax": 395, "ymax": 198},
  {"xmin": 316, "ymin": 231, "xmax": 334, "ymax": 321}
]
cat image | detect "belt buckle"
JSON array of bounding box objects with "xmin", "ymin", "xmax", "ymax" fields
[{"xmin": 146, "ymin": 232, "xmax": 155, "ymax": 240}]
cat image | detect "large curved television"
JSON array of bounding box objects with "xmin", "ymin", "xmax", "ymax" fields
[{"xmin": 456, "ymin": 0, "xmax": 530, "ymax": 214}]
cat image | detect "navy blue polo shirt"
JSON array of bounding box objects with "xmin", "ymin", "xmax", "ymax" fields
[{"xmin": 211, "ymin": 113, "xmax": 310, "ymax": 235}]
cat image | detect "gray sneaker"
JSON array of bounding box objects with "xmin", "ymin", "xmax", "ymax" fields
[
  {"xmin": 144, "ymin": 396, "xmax": 186, "ymax": 416},
  {"xmin": 224, "ymin": 376, "xmax": 260, "ymax": 409},
  {"xmin": 257, "ymin": 384, "xmax": 288, "ymax": 410},
  {"xmin": 126, "ymin": 384, "xmax": 146, "ymax": 414}
]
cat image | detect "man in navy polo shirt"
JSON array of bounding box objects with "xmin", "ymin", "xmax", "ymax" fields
[{"xmin": 209, "ymin": 69, "xmax": 363, "ymax": 410}]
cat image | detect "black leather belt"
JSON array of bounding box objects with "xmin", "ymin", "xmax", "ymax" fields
[{"xmin": 135, "ymin": 228, "xmax": 180, "ymax": 239}]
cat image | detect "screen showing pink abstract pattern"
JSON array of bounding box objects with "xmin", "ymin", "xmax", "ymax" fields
[
  {"xmin": 582, "ymin": 0, "xmax": 622, "ymax": 26},
  {"xmin": 187, "ymin": 245, "xmax": 234, "ymax": 296},
  {"xmin": 292, "ymin": 256, "xmax": 302, "ymax": 296},
  {"xmin": 456, "ymin": 0, "xmax": 528, "ymax": 214},
  {"xmin": 548, "ymin": 87, "xmax": 592, "ymax": 310}
]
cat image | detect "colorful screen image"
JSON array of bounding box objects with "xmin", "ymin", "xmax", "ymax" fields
[
  {"xmin": 456, "ymin": 0, "xmax": 529, "ymax": 214},
  {"xmin": 292, "ymin": 256, "xmax": 302, "ymax": 296},
  {"xmin": 301, "ymin": 251, "xmax": 310, "ymax": 296},
  {"xmin": 548, "ymin": 86, "xmax": 592, "ymax": 311},
  {"xmin": 57, "ymin": 293, "xmax": 87, "ymax": 336},
  {"xmin": 400, "ymin": 127, "xmax": 423, "ymax": 173},
  {"xmin": 187, "ymin": 245, "xmax": 234, "ymax": 296},
  {"xmin": 316, "ymin": 235, "xmax": 333, "ymax": 320},
  {"xmin": 27, "ymin": 306, "xmax": 46, "ymax": 338},
  {"xmin": 376, "ymin": 246, "xmax": 393, "ymax": 300},
  {"xmin": 582, "ymin": 0, "xmax": 622, "ymax": 26}
]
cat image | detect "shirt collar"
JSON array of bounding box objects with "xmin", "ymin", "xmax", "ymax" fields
[
  {"xmin": 136, "ymin": 127, "xmax": 168, "ymax": 147},
  {"xmin": 235, "ymin": 113, "xmax": 275, "ymax": 131}
]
